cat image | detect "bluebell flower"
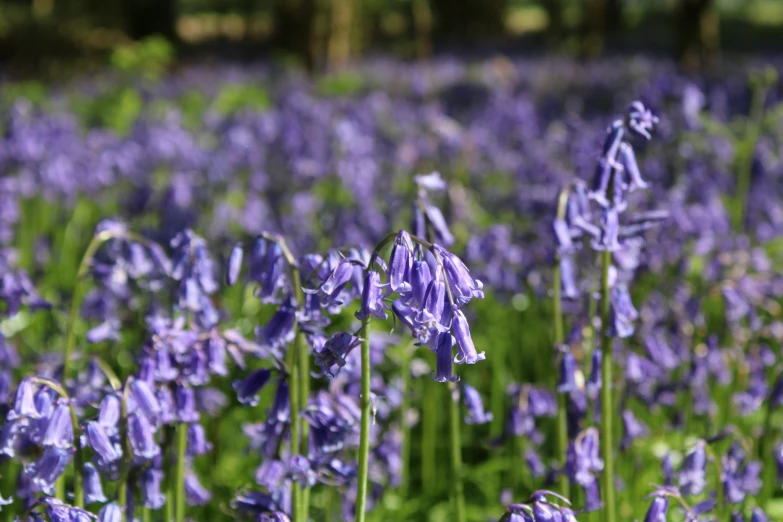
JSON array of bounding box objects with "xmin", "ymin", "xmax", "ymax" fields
[
  {"xmin": 626, "ymin": 100, "xmax": 659, "ymax": 140},
  {"xmin": 258, "ymin": 513, "xmax": 291, "ymax": 522},
  {"xmin": 556, "ymin": 351, "xmax": 579, "ymax": 393},
  {"xmin": 751, "ymin": 508, "xmax": 769, "ymax": 522},
  {"xmin": 233, "ymin": 368, "xmax": 272, "ymax": 406},
  {"xmin": 128, "ymin": 413, "xmax": 160, "ymax": 461},
  {"xmin": 314, "ymin": 333, "xmax": 362, "ymax": 377},
  {"xmin": 97, "ymin": 394, "xmax": 121, "ymax": 437},
  {"xmin": 130, "ymin": 379, "xmax": 161, "ymax": 422},
  {"xmin": 355, "ymin": 270, "xmax": 388, "ymax": 321},
  {"xmin": 388, "ymin": 231, "xmax": 413, "ymax": 293},
  {"xmin": 305, "ymin": 260, "xmax": 354, "ymax": 309},
  {"xmin": 226, "ymin": 243, "xmax": 244, "ymax": 286},
  {"xmin": 255, "ymin": 459, "xmax": 286, "ymax": 491},
  {"xmin": 256, "ymin": 300, "xmax": 296, "ymax": 355},
  {"xmin": 431, "ymin": 332, "xmax": 459, "ymax": 383},
  {"xmin": 25, "ymin": 447, "xmax": 70, "ymax": 495},
  {"xmin": 410, "ymin": 259, "xmax": 432, "ymax": 308},
  {"xmin": 452, "ymin": 310, "xmax": 485, "ymax": 364},
  {"xmin": 462, "ymin": 384, "xmax": 493, "ymax": 424},
  {"xmin": 187, "ymin": 423, "xmax": 212, "ymax": 456},
  {"xmin": 249, "ymin": 237, "xmax": 286, "ymax": 303},
  {"xmin": 83, "ymin": 462, "xmax": 107, "ymax": 504},
  {"xmin": 85, "ymin": 421, "xmax": 122, "ymax": 469},
  {"xmin": 156, "ymin": 387, "xmax": 177, "ymax": 425},
  {"xmin": 643, "ymin": 495, "xmax": 668, "ymax": 522},
  {"xmin": 141, "ymin": 468, "xmax": 166, "ymax": 509},
  {"xmin": 269, "ymin": 379, "xmax": 290, "ymax": 423},
  {"xmin": 9, "ymin": 378, "xmax": 40, "ymax": 421},
  {"xmin": 98, "ymin": 503, "xmax": 121, "ymax": 522},
  {"xmin": 679, "ymin": 440, "xmax": 707, "ymax": 496},
  {"xmin": 42, "ymin": 402, "xmax": 73, "ymax": 449},
  {"xmin": 288, "ymin": 455, "xmax": 317, "ymax": 488},
  {"xmin": 185, "ymin": 472, "xmax": 212, "ymax": 505},
  {"xmin": 175, "ymin": 383, "xmax": 200, "ymax": 423},
  {"xmin": 432, "ymin": 245, "xmax": 484, "ymax": 305},
  {"xmin": 609, "ymin": 284, "xmax": 638, "ymax": 338}
]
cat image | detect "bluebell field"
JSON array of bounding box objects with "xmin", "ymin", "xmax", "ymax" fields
[{"xmin": 1, "ymin": 55, "xmax": 783, "ymax": 522}]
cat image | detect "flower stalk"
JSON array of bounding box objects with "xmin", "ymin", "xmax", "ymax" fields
[{"xmin": 599, "ymin": 248, "xmax": 616, "ymax": 522}]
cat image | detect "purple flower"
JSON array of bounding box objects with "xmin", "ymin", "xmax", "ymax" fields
[
  {"xmin": 141, "ymin": 468, "xmax": 166, "ymax": 509},
  {"xmin": 233, "ymin": 368, "xmax": 273, "ymax": 406},
  {"xmin": 431, "ymin": 332, "xmax": 459, "ymax": 383},
  {"xmin": 452, "ymin": 310, "xmax": 485, "ymax": 364},
  {"xmin": 556, "ymin": 351, "xmax": 579, "ymax": 393},
  {"xmin": 679, "ymin": 440, "xmax": 707, "ymax": 496},
  {"xmin": 226, "ymin": 243, "xmax": 244, "ymax": 286},
  {"xmin": 83, "ymin": 462, "xmax": 107, "ymax": 504},
  {"xmin": 25, "ymin": 447, "xmax": 70, "ymax": 495},
  {"xmin": 42, "ymin": 402, "xmax": 74, "ymax": 449},
  {"xmin": 462, "ymin": 384, "xmax": 493, "ymax": 424},
  {"xmin": 355, "ymin": 270, "xmax": 388, "ymax": 321},
  {"xmin": 130, "ymin": 379, "xmax": 161, "ymax": 422},
  {"xmin": 85, "ymin": 421, "xmax": 122, "ymax": 468},
  {"xmin": 128, "ymin": 413, "xmax": 160, "ymax": 461},
  {"xmin": 98, "ymin": 503, "xmax": 121, "ymax": 522},
  {"xmin": 256, "ymin": 301, "xmax": 296, "ymax": 355},
  {"xmin": 9, "ymin": 378, "xmax": 40, "ymax": 421},
  {"xmin": 388, "ymin": 231, "xmax": 413, "ymax": 293},
  {"xmin": 643, "ymin": 496, "xmax": 668, "ymax": 522},
  {"xmin": 249, "ymin": 237, "xmax": 286, "ymax": 303},
  {"xmin": 432, "ymin": 245, "xmax": 484, "ymax": 305},
  {"xmin": 175, "ymin": 383, "xmax": 200, "ymax": 423},
  {"xmin": 185, "ymin": 472, "xmax": 212, "ymax": 505},
  {"xmin": 187, "ymin": 423, "xmax": 212, "ymax": 456},
  {"xmin": 314, "ymin": 333, "xmax": 362, "ymax": 377}
]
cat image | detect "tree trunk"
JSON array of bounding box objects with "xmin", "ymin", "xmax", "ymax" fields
[
  {"xmin": 125, "ymin": 0, "xmax": 177, "ymax": 41},
  {"xmin": 273, "ymin": 0, "xmax": 317, "ymax": 70},
  {"xmin": 412, "ymin": 0, "xmax": 433, "ymax": 60},
  {"xmin": 541, "ymin": 0, "xmax": 563, "ymax": 47},
  {"xmin": 430, "ymin": 0, "xmax": 506, "ymax": 43},
  {"xmin": 677, "ymin": 0, "xmax": 718, "ymax": 69},
  {"xmin": 327, "ymin": 0, "xmax": 354, "ymax": 71}
]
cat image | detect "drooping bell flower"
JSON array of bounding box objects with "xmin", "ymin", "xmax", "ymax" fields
[
  {"xmin": 609, "ymin": 284, "xmax": 638, "ymax": 338},
  {"xmin": 25, "ymin": 447, "xmax": 70, "ymax": 495},
  {"xmin": 98, "ymin": 503, "xmax": 121, "ymax": 522},
  {"xmin": 175, "ymin": 383, "xmax": 199, "ymax": 423},
  {"xmin": 187, "ymin": 423, "xmax": 212, "ymax": 456},
  {"xmin": 249, "ymin": 238, "xmax": 286, "ymax": 304},
  {"xmin": 355, "ymin": 270, "xmax": 388, "ymax": 321},
  {"xmin": 185, "ymin": 472, "xmax": 212, "ymax": 505},
  {"xmin": 621, "ymin": 410, "xmax": 648, "ymax": 450},
  {"xmin": 83, "ymin": 462, "xmax": 107, "ymax": 504},
  {"xmin": 85, "ymin": 421, "xmax": 122, "ymax": 469},
  {"xmin": 556, "ymin": 351, "xmax": 579, "ymax": 393},
  {"xmin": 591, "ymin": 208, "xmax": 622, "ymax": 252},
  {"xmin": 432, "ymin": 245, "xmax": 484, "ymax": 305},
  {"xmin": 269, "ymin": 379, "xmax": 290, "ymax": 423},
  {"xmin": 643, "ymin": 495, "xmax": 668, "ymax": 522},
  {"xmin": 431, "ymin": 332, "xmax": 459, "ymax": 383},
  {"xmin": 388, "ymin": 231, "xmax": 413, "ymax": 293},
  {"xmin": 314, "ymin": 333, "xmax": 362, "ymax": 377},
  {"xmin": 130, "ymin": 379, "xmax": 161, "ymax": 422},
  {"xmin": 679, "ymin": 440, "xmax": 707, "ymax": 496},
  {"xmin": 256, "ymin": 300, "xmax": 296, "ymax": 355},
  {"xmin": 452, "ymin": 310, "xmax": 485, "ymax": 365},
  {"xmin": 233, "ymin": 368, "xmax": 272, "ymax": 406},
  {"xmin": 156, "ymin": 387, "xmax": 176, "ymax": 425},
  {"xmin": 617, "ymin": 143, "xmax": 648, "ymax": 191},
  {"xmin": 462, "ymin": 384, "xmax": 493, "ymax": 425},
  {"xmin": 226, "ymin": 243, "xmax": 244, "ymax": 286},
  {"xmin": 626, "ymin": 100, "xmax": 659, "ymax": 140},
  {"xmin": 8, "ymin": 378, "xmax": 40, "ymax": 421},
  {"xmin": 128, "ymin": 413, "xmax": 160, "ymax": 461},
  {"xmin": 141, "ymin": 468, "xmax": 166, "ymax": 509},
  {"xmin": 410, "ymin": 259, "xmax": 432, "ymax": 308},
  {"xmin": 305, "ymin": 260, "xmax": 354, "ymax": 309},
  {"xmin": 42, "ymin": 402, "xmax": 74, "ymax": 449},
  {"xmin": 98, "ymin": 394, "xmax": 121, "ymax": 437},
  {"xmin": 416, "ymin": 277, "xmax": 448, "ymax": 331}
]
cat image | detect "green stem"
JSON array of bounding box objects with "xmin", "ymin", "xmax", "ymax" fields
[
  {"xmin": 164, "ymin": 425, "xmax": 175, "ymax": 522},
  {"xmin": 759, "ymin": 381, "xmax": 778, "ymax": 510},
  {"xmin": 175, "ymin": 422, "xmax": 188, "ymax": 522},
  {"xmin": 399, "ymin": 344, "xmax": 412, "ymax": 499},
  {"xmin": 448, "ymin": 383, "xmax": 466, "ymax": 522},
  {"xmin": 599, "ymin": 249, "xmax": 616, "ymax": 522},
  {"xmin": 354, "ymin": 323, "xmax": 372, "ymax": 522},
  {"xmin": 118, "ymin": 382, "xmax": 132, "ymax": 522},
  {"xmin": 287, "ymin": 336, "xmax": 302, "ymax": 522},
  {"xmin": 552, "ymin": 252, "xmax": 569, "ymax": 498},
  {"xmin": 1, "ymin": 459, "xmax": 17, "ymax": 522},
  {"xmin": 298, "ymin": 330, "xmax": 311, "ymax": 520},
  {"xmin": 422, "ymin": 378, "xmax": 437, "ymax": 495}
]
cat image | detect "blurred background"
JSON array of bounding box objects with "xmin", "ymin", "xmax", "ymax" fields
[{"xmin": 1, "ymin": 0, "xmax": 783, "ymax": 78}]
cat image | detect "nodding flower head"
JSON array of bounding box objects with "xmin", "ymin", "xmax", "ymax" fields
[{"xmin": 626, "ymin": 101, "xmax": 659, "ymax": 140}]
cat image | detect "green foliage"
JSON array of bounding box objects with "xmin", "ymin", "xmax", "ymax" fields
[
  {"xmin": 110, "ymin": 36, "xmax": 174, "ymax": 81},
  {"xmin": 315, "ymin": 71, "xmax": 366, "ymax": 98},
  {"xmin": 212, "ymin": 84, "xmax": 271, "ymax": 115}
]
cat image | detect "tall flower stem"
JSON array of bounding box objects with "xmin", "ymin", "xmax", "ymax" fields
[
  {"xmin": 118, "ymin": 381, "xmax": 132, "ymax": 522},
  {"xmin": 262, "ymin": 232, "xmax": 309, "ymax": 521},
  {"xmin": 63, "ymin": 229, "xmax": 147, "ymax": 382},
  {"xmin": 552, "ymin": 186, "xmax": 570, "ymax": 498},
  {"xmin": 287, "ymin": 336, "xmax": 302, "ymax": 522},
  {"xmin": 448, "ymin": 383, "xmax": 467, "ymax": 522},
  {"xmin": 354, "ymin": 322, "xmax": 372, "ymax": 522},
  {"xmin": 399, "ymin": 343, "xmax": 413, "ymax": 499},
  {"xmin": 30, "ymin": 378, "xmax": 85, "ymax": 508},
  {"xmin": 174, "ymin": 420, "xmax": 188, "ymax": 522},
  {"xmin": 599, "ymin": 249, "xmax": 616, "ymax": 522}
]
